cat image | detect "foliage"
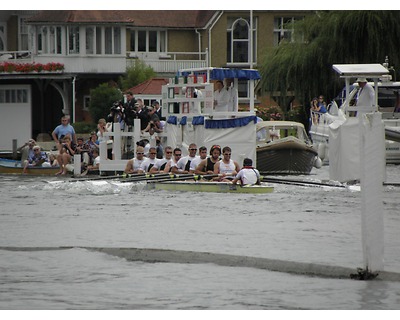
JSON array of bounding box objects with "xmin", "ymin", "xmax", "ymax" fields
[
  {"xmin": 72, "ymin": 121, "xmax": 97, "ymax": 134},
  {"xmin": 88, "ymin": 83, "xmax": 123, "ymax": 123},
  {"xmin": 259, "ymin": 11, "xmax": 400, "ymax": 117},
  {"xmin": 0, "ymin": 62, "xmax": 64, "ymax": 73},
  {"xmin": 119, "ymin": 60, "xmax": 156, "ymax": 91}
]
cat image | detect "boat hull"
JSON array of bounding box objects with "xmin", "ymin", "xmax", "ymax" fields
[
  {"xmin": 0, "ymin": 158, "xmax": 60, "ymax": 175},
  {"xmin": 256, "ymin": 135, "xmax": 318, "ymax": 175},
  {"xmin": 153, "ymin": 181, "xmax": 274, "ymax": 194}
]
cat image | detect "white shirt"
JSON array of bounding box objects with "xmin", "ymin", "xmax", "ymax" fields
[
  {"xmin": 227, "ymin": 87, "xmax": 238, "ymax": 112},
  {"xmin": 357, "ymin": 83, "xmax": 375, "ymax": 109},
  {"xmin": 140, "ymin": 157, "xmax": 157, "ymax": 172},
  {"xmin": 93, "ymin": 156, "xmax": 100, "ymax": 166},
  {"xmin": 189, "ymin": 157, "xmax": 205, "ymax": 171},
  {"xmin": 235, "ymin": 168, "xmax": 260, "ymax": 185},
  {"xmin": 218, "ymin": 159, "xmax": 236, "ymax": 174},
  {"xmin": 131, "ymin": 158, "xmax": 145, "ymax": 172},
  {"xmin": 214, "ymin": 89, "xmax": 229, "ymax": 112},
  {"xmin": 175, "ymin": 155, "xmax": 199, "ymax": 172}
]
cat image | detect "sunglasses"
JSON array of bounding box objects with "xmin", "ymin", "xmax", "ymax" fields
[
  {"xmin": 189, "ymin": 148, "xmax": 197, "ymax": 151},
  {"xmin": 224, "ymin": 153, "xmax": 231, "ymax": 156},
  {"xmin": 175, "ymin": 154, "xmax": 182, "ymax": 156},
  {"xmin": 166, "ymin": 151, "xmax": 172, "ymax": 154},
  {"xmin": 136, "ymin": 152, "xmax": 144, "ymax": 155}
]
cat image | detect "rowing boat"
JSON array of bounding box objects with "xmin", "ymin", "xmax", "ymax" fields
[
  {"xmin": 0, "ymin": 158, "xmax": 60, "ymax": 175},
  {"xmin": 152, "ymin": 181, "xmax": 274, "ymax": 194}
]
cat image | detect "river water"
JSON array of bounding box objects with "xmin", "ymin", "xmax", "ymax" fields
[{"xmin": 1, "ymin": 165, "xmax": 400, "ymax": 310}]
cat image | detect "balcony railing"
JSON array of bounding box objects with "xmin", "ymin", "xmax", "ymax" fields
[
  {"xmin": 1, "ymin": 50, "xmax": 208, "ymax": 74},
  {"xmin": 126, "ymin": 51, "xmax": 209, "ymax": 73},
  {"xmin": 0, "ymin": 51, "xmax": 33, "ymax": 62}
]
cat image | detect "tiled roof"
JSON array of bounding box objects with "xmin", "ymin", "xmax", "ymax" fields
[
  {"xmin": 128, "ymin": 78, "xmax": 169, "ymax": 95},
  {"xmin": 26, "ymin": 10, "xmax": 217, "ymax": 28}
]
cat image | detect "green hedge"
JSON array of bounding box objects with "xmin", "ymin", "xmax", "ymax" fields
[{"xmin": 73, "ymin": 121, "xmax": 97, "ymax": 134}]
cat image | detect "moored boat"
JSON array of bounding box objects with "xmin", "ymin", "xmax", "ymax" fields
[
  {"xmin": 256, "ymin": 121, "xmax": 321, "ymax": 175},
  {"xmin": 0, "ymin": 158, "xmax": 60, "ymax": 175},
  {"xmin": 153, "ymin": 180, "xmax": 274, "ymax": 194}
]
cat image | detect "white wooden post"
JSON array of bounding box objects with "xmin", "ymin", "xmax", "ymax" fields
[
  {"xmin": 133, "ymin": 119, "xmax": 141, "ymax": 153},
  {"xmin": 112, "ymin": 122, "xmax": 122, "ymax": 160},
  {"xmin": 360, "ymin": 112, "xmax": 385, "ymax": 272},
  {"xmin": 73, "ymin": 154, "xmax": 81, "ymax": 176}
]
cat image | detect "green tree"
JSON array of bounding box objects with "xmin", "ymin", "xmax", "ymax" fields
[
  {"xmin": 88, "ymin": 83, "xmax": 123, "ymax": 123},
  {"xmin": 119, "ymin": 60, "xmax": 156, "ymax": 91},
  {"xmin": 259, "ymin": 11, "xmax": 400, "ymax": 117}
]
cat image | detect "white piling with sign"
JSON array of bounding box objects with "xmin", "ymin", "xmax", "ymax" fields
[{"xmin": 360, "ymin": 112, "xmax": 385, "ymax": 272}]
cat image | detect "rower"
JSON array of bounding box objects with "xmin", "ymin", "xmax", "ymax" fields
[
  {"xmin": 232, "ymin": 158, "xmax": 261, "ymax": 186},
  {"xmin": 213, "ymin": 146, "xmax": 240, "ymax": 182}
]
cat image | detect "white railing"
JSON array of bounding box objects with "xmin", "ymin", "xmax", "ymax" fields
[
  {"xmin": 1, "ymin": 50, "xmax": 208, "ymax": 74},
  {"xmin": 0, "ymin": 51, "xmax": 33, "ymax": 62},
  {"xmin": 99, "ymin": 119, "xmax": 167, "ymax": 172},
  {"xmin": 127, "ymin": 51, "xmax": 208, "ymax": 73}
]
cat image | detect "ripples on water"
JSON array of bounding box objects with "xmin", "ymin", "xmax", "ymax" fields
[{"xmin": 1, "ymin": 165, "xmax": 400, "ymax": 309}]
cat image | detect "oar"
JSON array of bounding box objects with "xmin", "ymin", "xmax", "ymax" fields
[
  {"xmin": 120, "ymin": 172, "xmax": 181, "ymax": 183},
  {"xmin": 70, "ymin": 172, "xmax": 147, "ymax": 182},
  {"xmin": 148, "ymin": 173, "xmax": 220, "ymax": 183},
  {"xmin": 260, "ymin": 176, "xmax": 346, "ymax": 188}
]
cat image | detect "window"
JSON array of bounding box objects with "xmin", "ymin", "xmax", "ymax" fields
[
  {"xmin": 68, "ymin": 26, "xmax": 80, "ymax": 54},
  {"xmin": 105, "ymin": 27, "xmax": 112, "ymax": 54},
  {"xmin": 129, "ymin": 29, "xmax": 167, "ymax": 53},
  {"xmin": 96, "ymin": 27, "xmax": 102, "ymax": 54},
  {"xmin": 86, "ymin": 27, "xmax": 94, "ymax": 54},
  {"xmin": 84, "ymin": 26, "xmax": 121, "ymax": 55},
  {"xmin": 149, "ymin": 31, "xmax": 157, "ymax": 52},
  {"xmin": 19, "ymin": 18, "xmax": 29, "ymax": 51},
  {"xmin": 113, "ymin": 27, "xmax": 121, "ymax": 54},
  {"xmin": 0, "ymin": 89, "xmax": 28, "ymax": 104},
  {"xmin": 83, "ymin": 95, "xmax": 91, "ymax": 111},
  {"xmin": 0, "ymin": 24, "xmax": 6, "ymax": 51},
  {"xmin": 273, "ymin": 17, "xmax": 303, "ymax": 46},
  {"xmin": 227, "ymin": 17, "xmax": 257, "ymax": 65},
  {"xmin": 37, "ymin": 26, "xmax": 62, "ymax": 54}
]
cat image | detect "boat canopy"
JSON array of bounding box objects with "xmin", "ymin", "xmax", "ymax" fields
[
  {"xmin": 179, "ymin": 67, "xmax": 260, "ymax": 80},
  {"xmin": 332, "ymin": 64, "xmax": 389, "ymax": 79}
]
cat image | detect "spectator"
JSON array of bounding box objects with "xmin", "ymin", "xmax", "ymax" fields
[
  {"xmin": 18, "ymin": 139, "xmax": 36, "ymax": 165},
  {"xmin": 23, "ymin": 145, "xmax": 51, "ymax": 173},
  {"xmin": 52, "ymin": 115, "xmax": 77, "ymax": 151},
  {"xmin": 214, "ymin": 80, "xmax": 229, "ymax": 112},
  {"xmin": 224, "ymin": 78, "xmax": 238, "ymax": 113},
  {"xmin": 56, "ymin": 135, "xmax": 75, "ymax": 175}
]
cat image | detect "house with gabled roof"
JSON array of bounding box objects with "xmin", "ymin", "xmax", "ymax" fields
[{"xmin": 0, "ymin": 10, "xmax": 310, "ymax": 150}]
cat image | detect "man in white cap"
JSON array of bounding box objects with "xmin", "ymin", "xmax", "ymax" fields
[{"xmin": 356, "ymin": 78, "xmax": 375, "ymax": 113}]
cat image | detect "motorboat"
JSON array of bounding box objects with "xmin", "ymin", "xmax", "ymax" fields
[{"xmin": 256, "ymin": 121, "xmax": 321, "ymax": 175}]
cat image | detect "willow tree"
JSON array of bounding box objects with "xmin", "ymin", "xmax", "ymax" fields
[{"xmin": 259, "ymin": 11, "xmax": 400, "ymax": 118}]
